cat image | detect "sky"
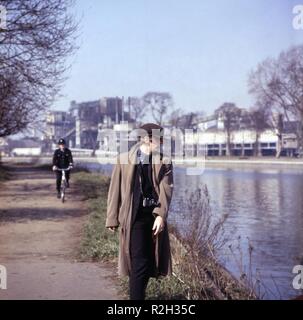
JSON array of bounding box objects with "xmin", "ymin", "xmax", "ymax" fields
[{"xmin": 52, "ymin": 0, "xmax": 303, "ymax": 115}]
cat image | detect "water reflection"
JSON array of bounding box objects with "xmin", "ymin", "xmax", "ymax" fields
[{"xmin": 170, "ymin": 166, "xmax": 303, "ymax": 299}]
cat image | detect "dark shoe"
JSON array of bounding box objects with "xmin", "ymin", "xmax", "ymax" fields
[{"xmin": 57, "ymin": 192, "xmax": 61, "ymax": 199}]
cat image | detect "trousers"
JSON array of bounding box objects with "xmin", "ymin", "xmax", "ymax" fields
[
  {"xmin": 56, "ymin": 171, "xmax": 70, "ymax": 192},
  {"xmin": 129, "ymin": 206, "xmax": 156, "ymax": 300}
]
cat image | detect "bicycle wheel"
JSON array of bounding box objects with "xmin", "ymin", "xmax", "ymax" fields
[
  {"xmin": 61, "ymin": 185, "xmax": 65, "ymax": 203},
  {"xmin": 61, "ymin": 180, "xmax": 66, "ymax": 203}
]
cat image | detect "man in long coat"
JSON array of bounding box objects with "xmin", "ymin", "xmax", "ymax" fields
[{"xmin": 105, "ymin": 123, "xmax": 174, "ymax": 299}]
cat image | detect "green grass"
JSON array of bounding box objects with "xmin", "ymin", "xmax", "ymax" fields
[{"xmin": 73, "ymin": 172, "xmax": 120, "ymax": 261}]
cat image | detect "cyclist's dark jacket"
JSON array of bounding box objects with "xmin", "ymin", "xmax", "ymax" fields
[{"xmin": 52, "ymin": 148, "xmax": 73, "ymax": 169}]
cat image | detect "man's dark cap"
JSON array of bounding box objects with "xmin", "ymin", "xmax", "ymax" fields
[
  {"xmin": 139, "ymin": 123, "xmax": 163, "ymax": 137},
  {"xmin": 58, "ymin": 138, "xmax": 66, "ymax": 145}
]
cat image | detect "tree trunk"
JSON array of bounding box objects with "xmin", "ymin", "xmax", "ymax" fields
[
  {"xmin": 226, "ymin": 131, "xmax": 231, "ymax": 157},
  {"xmin": 254, "ymin": 132, "xmax": 261, "ymax": 157},
  {"xmin": 299, "ymin": 114, "xmax": 303, "ymax": 152},
  {"xmin": 276, "ymin": 134, "xmax": 282, "ymax": 158}
]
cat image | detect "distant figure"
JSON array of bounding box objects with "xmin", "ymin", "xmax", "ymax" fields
[{"xmin": 52, "ymin": 138, "xmax": 74, "ymax": 198}]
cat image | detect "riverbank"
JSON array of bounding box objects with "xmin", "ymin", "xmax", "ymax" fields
[
  {"xmin": 74, "ymin": 171, "xmax": 256, "ymax": 300},
  {"xmin": 203, "ymin": 156, "xmax": 303, "ymax": 167},
  {"xmin": 2, "ymin": 155, "xmax": 303, "ymax": 167}
]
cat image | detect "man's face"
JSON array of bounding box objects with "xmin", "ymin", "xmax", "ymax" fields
[
  {"xmin": 59, "ymin": 144, "xmax": 65, "ymax": 151},
  {"xmin": 142, "ymin": 135, "xmax": 161, "ymax": 152}
]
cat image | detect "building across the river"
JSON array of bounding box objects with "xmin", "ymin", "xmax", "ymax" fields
[
  {"xmin": 187, "ymin": 118, "xmax": 300, "ymax": 157},
  {"xmin": 44, "ymin": 98, "xmax": 301, "ymax": 157},
  {"xmin": 44, "ymin": 97, "xmax": 135, "ymax": 151},
  {"xmin": 4, "ymin": 138, "xmax": 43, "ymax": 157}
]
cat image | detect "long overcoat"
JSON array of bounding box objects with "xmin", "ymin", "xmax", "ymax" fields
[{"xmin": 105, "ymin": 142, "xmax": 174, "ymax": 277}]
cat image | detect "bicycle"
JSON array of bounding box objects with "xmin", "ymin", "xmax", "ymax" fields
[{"xmin": 56, "ymin": 167, "xmax": 72, "ymax": 203}]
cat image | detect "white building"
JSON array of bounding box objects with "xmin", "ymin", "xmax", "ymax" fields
[
  {"xmin": 11, "ymin": 147, "xmax": 42, "ymax": 157},
  {"xmin": 195, "ymin": 128, "xmax": 278, "ymax": 156},
  {"xmin": 184, "ymin": 116, "xmax": 299, "ymax": 157},
  {"xmin": 7, "ymin": 138, "xmax": 43, "ymax": 157}
]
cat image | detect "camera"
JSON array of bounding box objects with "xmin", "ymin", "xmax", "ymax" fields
[{"xmin": 142, "ymin": 197, "xmax": 157, "ymax": 208}]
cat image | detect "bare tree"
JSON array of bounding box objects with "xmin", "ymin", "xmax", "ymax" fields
[
  {"xmin": 128, "ymin": 96, "xmax": 146, "ymax": 125},
  {"xmin": 246, "ymin": 106, "xmax": 270, "ymax": 157},
  {"xmin": 0, "ymin": 0, "xmax": 78, "ymax": 137},
  {"xmin": 248, "ymin": 45, "xmax": 303, "ymax": 153},
  {"xmin": 142, "ymin": 91, "xmax": 173, "ymax": 125},
  {"xmin": 214, "ymin": 103, "xmax": 241, "ymax": 156},
  {"xmin": 168, "ymin": 109, "xmax": 203, "ymax": 130},
  {"xmin": 168, "ymin": 108, "xmax": 184, "ymax": 127}
]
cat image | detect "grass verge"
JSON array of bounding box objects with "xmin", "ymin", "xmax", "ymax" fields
[{"xmin": 73, "ymin": 171, "xmax": 119, "ymax": 261}]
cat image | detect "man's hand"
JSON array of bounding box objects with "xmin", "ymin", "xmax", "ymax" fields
[
  {"xmin": 52, "ymin": 165, "xmax": 57, "ymax": 171},
  {"xmin": 152, "ymin": 215, "xmax": 165, "ymax": 236},
  {"xmin": 108, "ymin": 226, "xmax": 118, "ymax": 233}
]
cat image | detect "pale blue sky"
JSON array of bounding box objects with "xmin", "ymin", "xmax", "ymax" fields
[{"xmin": 53, "ymin": 0, "xmax": 303, "ymax": 115}]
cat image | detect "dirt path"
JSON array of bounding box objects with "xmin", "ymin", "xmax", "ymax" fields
[{"xmin": 0, "ymin": 164, "xmax": 122, "ymax": 300}]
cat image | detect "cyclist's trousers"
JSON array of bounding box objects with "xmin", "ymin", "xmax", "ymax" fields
[{"xmin": 56, "ymin": 171, "xmax": 70, "ymax": 192}]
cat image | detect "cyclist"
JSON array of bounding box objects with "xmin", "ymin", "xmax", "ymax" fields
[{"xmin": 52, "ymin": 138, "xmax": 74, "ymax": 198}]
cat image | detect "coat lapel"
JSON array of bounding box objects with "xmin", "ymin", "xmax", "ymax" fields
[
  {"xmin": 122, "ymin": 142, "xmax": 139, "ymax": 197},
  {"xmin": 120, "ymin": 143, "xmax": 140, "ymax": 274},
  {"xmin": 152, "ymin": 152, "xmax": 161, "ymax": 195}
]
